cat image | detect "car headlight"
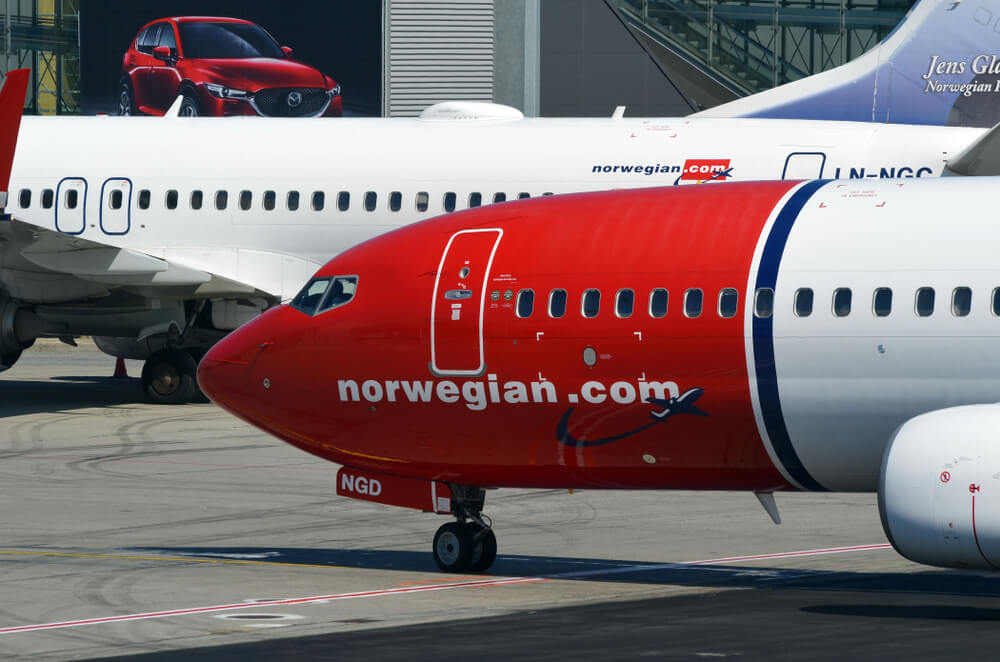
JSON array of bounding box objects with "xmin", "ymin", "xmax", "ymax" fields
[
  {"xmin": 329, "ymin": 84, "xmax": 341, "ymax": 97},
  {"xmin": 204, "ymin": 83, "xmax": 249, "ymax": 99}
]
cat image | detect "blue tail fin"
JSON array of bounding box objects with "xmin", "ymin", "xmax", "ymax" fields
[{"xmin": 694, "ymin": 0, "xmax": 1000, "ymax": 127}]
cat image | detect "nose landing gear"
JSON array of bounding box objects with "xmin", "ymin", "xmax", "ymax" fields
[{"xmin": 432, "ymin": 485, "xmax": 497, "ymax": 573}]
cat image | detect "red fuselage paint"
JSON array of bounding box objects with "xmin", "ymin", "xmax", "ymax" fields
[{"xmin": 200, "ymin": 183, "xmax": 801, "ymax": 490}]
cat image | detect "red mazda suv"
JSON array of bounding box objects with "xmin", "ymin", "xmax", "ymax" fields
[{"xmin": 120, "ymin": 17, "xmax": 343, "ymax": 117}]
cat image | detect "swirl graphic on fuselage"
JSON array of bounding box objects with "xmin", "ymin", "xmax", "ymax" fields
[{"xmin": 556, "ymin": 387, "xmax": 708, "ymax": 448}]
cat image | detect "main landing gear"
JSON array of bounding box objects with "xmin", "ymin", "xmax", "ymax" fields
[
  {"xmin": 432, "ymin": 486, "xmax": 498, "ymax": 573},
  {"xmin": 141, "ymin": 348, "xmax": 207, "ymax": 404}
]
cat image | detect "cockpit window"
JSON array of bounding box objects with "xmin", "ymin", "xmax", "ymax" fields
[
  {"xmin": 291, "ymin": 275, "xmax": 359, "ymax": 316},
  {"xmin": 317, "ymin": 276, "xmax": 358, "ymax": 313},
  {"xmin": 290, "ymin": 278, "xmax": 331, "ymax": 315}
]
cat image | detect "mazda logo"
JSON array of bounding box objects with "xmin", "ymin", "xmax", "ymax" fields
[{"xmin": 287, "ymin": 92, "xmax": 303, "ymax": 108}]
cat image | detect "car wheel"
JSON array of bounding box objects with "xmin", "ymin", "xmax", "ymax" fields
[
  {"xmin": 178, "ymin": 92, "xmax": 199, "ymax": 117},
  {"xmin": 118, "ymin": 78, "xmax": 136, "ymax": 116}
]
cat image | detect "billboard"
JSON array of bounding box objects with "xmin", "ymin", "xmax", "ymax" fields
[{"xmin": 78, "ymin": 1, "xmax": 381, "ymax": 117}]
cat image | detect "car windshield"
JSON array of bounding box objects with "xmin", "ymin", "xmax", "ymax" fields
[{"xmin": 178, "ymin": 22, "xmax": 284, "ymax": 59}]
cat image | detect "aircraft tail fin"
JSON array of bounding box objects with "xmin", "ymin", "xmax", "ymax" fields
[
  {"xmin": 693, "ymin": 0, "xmax": 1000, "ymax": 127},
  {"xmin": 0, "ymin": 69, "xmax": 29, "ymax": 209}
]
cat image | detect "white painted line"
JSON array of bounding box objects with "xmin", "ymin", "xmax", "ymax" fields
[{"xmin": 0, "ymin": 543, "xmax": 891, "ymax": 635}]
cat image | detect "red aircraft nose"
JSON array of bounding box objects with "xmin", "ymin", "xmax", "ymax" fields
[{"xmin": 197, "ymin": 309, "xmax": 279, "ymax": 414}]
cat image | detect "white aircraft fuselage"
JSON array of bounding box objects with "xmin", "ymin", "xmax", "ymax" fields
[{"xmin": 5, "ymin": 114, "xmax": 982, "ymax": 304}]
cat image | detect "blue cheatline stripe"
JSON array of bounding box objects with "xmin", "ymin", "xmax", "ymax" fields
[{"xmin": 753, "ymin": 180, "xmax": 829, "ymax": 492}]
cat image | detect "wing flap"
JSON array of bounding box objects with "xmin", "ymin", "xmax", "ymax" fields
[{"xmin": 10, "ymin": 218, "xmax": 268, "ymax": 298}]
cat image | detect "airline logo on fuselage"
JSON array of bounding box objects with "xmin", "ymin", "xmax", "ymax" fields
[
  {"xmin": 591, "ymin": 158, "xmax": 732, "ymax": 183},
  {"xmin": 679, "ymin": 159, "xmax": 732, "ymax": 182},
  {"xmin": 337, "ymin": 376, "xmax": 684, "ymax": 411}
]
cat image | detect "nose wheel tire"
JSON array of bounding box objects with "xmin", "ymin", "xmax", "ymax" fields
[
  {"xmin": 141, "ymin": 349, "xmax": 198, "ymax": 404},
  {"xmin": 466, "ymin": 522, "xmax": 498, "ymax": 572},
  {"xmin": 432, "ymin": 521, "xmax": 497, "ymax": 573},
  {"xmin": 432, "ymin": 522, "xmax": 474, "ymax": 573}
]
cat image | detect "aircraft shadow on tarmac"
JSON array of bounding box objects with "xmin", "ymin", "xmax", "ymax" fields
[
  {"xmin": 0, "ymin": 377, "xmax": 151, "ymax": 416},
  {"xmin": 132, "ymin": 546, "xmax": 1000, "ymax": 599}
]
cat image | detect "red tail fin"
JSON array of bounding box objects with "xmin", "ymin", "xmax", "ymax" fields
[{"xmin": 0, "ymin": 69, "xmax": 29, "ymax": 208}]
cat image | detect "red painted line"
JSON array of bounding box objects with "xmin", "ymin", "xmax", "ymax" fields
[
  {"xmin": 0, "ymin": 576, "xmax": 542, "ymax": 635},
  {"xmin": 0, "ymin": 543, "xmax": 892, "ymax": 636},
  {"xmin": 971, "ymin": 495, "xmax": 998, "ymax": 570}
]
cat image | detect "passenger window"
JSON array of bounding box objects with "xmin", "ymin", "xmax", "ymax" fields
[
  {"xmin": 754, "ymin": 288, "xmax": 773, "ymax": 318},
  {"xmin": 915, "ymin": 287, "xmax": 935, "ymax": 317},
  {"xmin": 416, "ymin": 191, "xmax": 429, "ymax": 212},
  {"xmin": 516, "ymin": 289, "xmax": 534, "ymax": 318},
  {"xmin": 493, "ymin": 193, "xmax": 507, "ymax": 203},
  {"xmin": 993, "ymin": 288, "xmax": 1000, "ymax": 316},
  {"xmin": 65, "ymin": 189, "xmax": 78, "ymax": 209},
  {"xmin": 239, "ymin": 190, "xmax": 252, "ymax": 211},
  {"xmin": 389, "ymin": 191, "xmax": 402, "ymax": 212},
  {"xmin": 952, "ymin": 286, "xmax": 972, "ymax": 317},
  {"xmin": 313, "ymin": 191, "xmax": 325, "ymax": 211},
  {"xmin": 615, "ymin": 289, "xmax": 634, "ymax": 318},
  {"xmin": 873, "ymin": 288, "xmax": 892, "ymax": 317},
  {"xmin": 41, "ymin": 188, "xmax": 54, "ymax": 209},
  {"xmin": 337, "ymin": 191, "xmax": 350, "ymax": 211},
  {"xmin": 793, "ymin": 288, "xmax": 813, "ymax": 317},
  {"xmin": 649, "ymin": 288, "xmax": 668, "ymax": 318},
  {"xmin": 364, "ymin": 191, "xmax": 376, "ymax": 212},
  {"xmin": 444, "ymin": 192, "xmax": 456, "ymax": 212},
  {"xmin": 263, "ymin": 190, "xmax": 276, "ymax": 211},
  {"xmin": 833, "ymin": 288, "xmax": 852, "ymax": 317},
  {"xmin": 165, "ymin": 189, "xmax": 178, "ymax": 210},
  {"xmin": 190, "ymin": 190, "xmax": 203, "ymax": 210},
  {"xmin": 287, "ymin": 191, "xmax": 299, "ymax": 211},
  {"xmin": 215, "ymin": 190, "xmax": 227, "ymax": 210},
  {"xmin": 518, "ymin": 192, "xmax": 530, "ymax": 199},
  {"xmin": 549, "ymin": 289, "xmax": 567, "ymax": 318},
  {"xmin": 684, "ymin": 288, "xmax": 703, "ymax": 318},
  {"xmin": 316, "ymin": 275, "xmax": 358, "ymax": 313},
  {"xmin": 138, "ymin": 189, "xmax": 150, "ymax": 210},
  {"xmin": 718, "ymin": 288, "xmax": 738, "ymax": 318},
  {"xmin": 582, "ymin": 289, "xmax": 600, "ymax": 318},
  {"xmin": 110, "ymin": 189, "xmax": 123, "ymax": 210},
  {"xmin": 469, "ymin": 193, "xmax": 482, "ymax": 208},
  {"xmin": 18, "ymin": 189, "xmax": 29, "ymax": 208}
]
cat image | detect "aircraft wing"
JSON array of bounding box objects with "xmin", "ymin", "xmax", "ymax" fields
[
  {"xmin": 1, "ymin": 216, "xmax": 272, "ymax": 302},
  {"xmin": 943, "ymin": 121, "xmax": 1000, "ymax": 177}
]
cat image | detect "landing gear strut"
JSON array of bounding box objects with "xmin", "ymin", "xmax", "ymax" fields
[{"xmin": 432, "ymin": 486, "xmax": 497, "ymax": 573}]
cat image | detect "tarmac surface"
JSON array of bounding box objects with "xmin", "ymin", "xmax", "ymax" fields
[{"xmin": 1, "ymin": 342, "xmax": 999, "ymax": 660}]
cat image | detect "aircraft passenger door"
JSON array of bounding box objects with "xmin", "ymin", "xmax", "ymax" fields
[
  {"xmin": 55, "ymin": 177, "xmax": 87, "ymax": 235},
  {"xmin": 100, "ymin": 178, "xmax": 132, "ymax": 235},
  {"xmin": 431, "ymin": 229, "xmax": 503, "ymax": 376},
  {"xmin": 782, "ymin": 152, "xmax": 826, "ymax": 179}
]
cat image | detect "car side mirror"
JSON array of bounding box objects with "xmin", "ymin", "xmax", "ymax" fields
[
  {"xmin": 281, "ymin": 46, "xmax": 294, "ymax": 58},
  {"xmin": 153, "ymin": 45, "xmax": 173, "ymax": 62}
]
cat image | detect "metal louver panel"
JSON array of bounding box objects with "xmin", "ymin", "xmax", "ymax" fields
[{"xmin": 385, "ymin": 0, "xmax": 495, "ymax": 117}]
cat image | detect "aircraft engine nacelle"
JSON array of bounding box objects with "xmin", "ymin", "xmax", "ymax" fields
[
  {"xmin": 879, "ymin": 405, "xmax": 1000, "ymax": 570},
  {"xmin": 0, "ymin": 296, "xmax": 42, "ymax": 371}
]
